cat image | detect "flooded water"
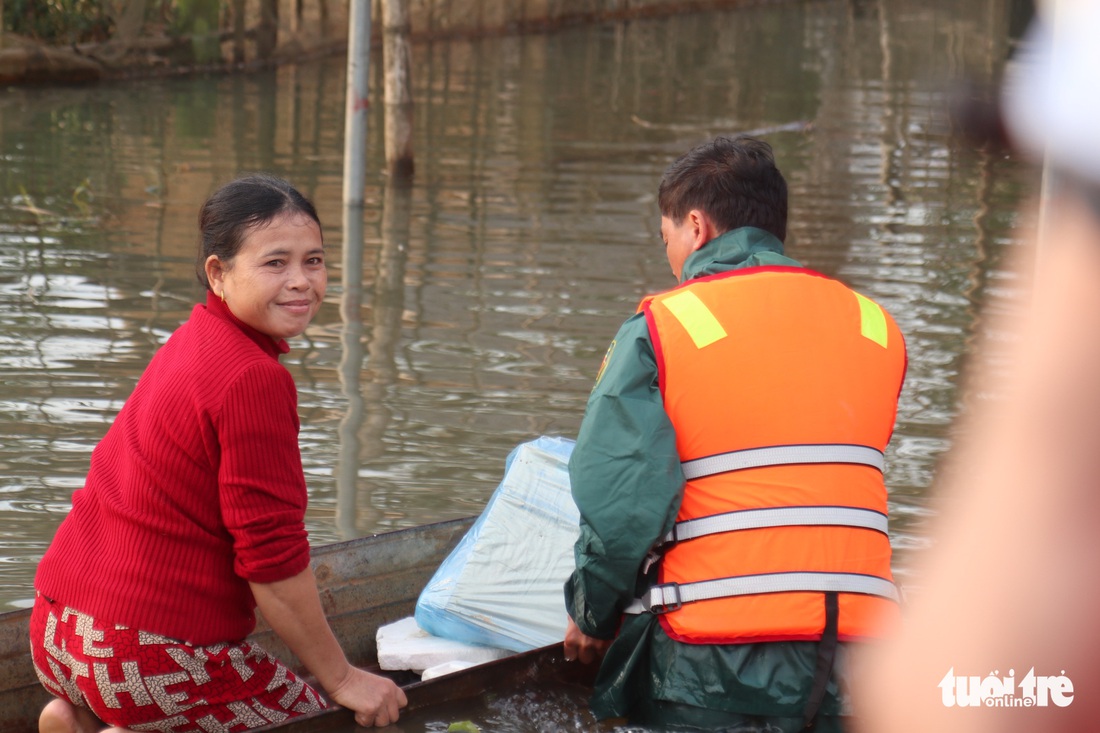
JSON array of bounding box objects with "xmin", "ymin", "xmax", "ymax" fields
[
  {"xmin": 392, "ymin": 685, "xmax": 612, "ymax": 733},
  {"xmin": 1, "ymin": 0, "xmax": 1033, "ymax": 640}
]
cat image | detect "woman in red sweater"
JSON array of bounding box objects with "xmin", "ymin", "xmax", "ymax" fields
[{"xmin": 30, "ymin": 175, "xmax": 407, "ymax": 733}]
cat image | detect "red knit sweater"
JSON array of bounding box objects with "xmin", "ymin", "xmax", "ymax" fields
[{"xmin": 35, "ymin": 293, "xmax": 313, "ymax": 645}]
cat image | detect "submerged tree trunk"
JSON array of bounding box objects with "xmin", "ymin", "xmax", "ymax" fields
[
  {"xmin": 232, "ymin": 0, "xmax": 246, "ymax": 63},
  {"xmin": 383, "ymin": 0, "xmax": 414, "ymax": 178},
  {"xmin": 257, "ymin": 0, "xmax": 279, "ymax": 60}
]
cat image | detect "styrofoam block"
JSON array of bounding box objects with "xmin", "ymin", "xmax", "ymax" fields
[
  {"xmin": 375, "ymin": 616, "xmax": 510, "ymax": 673},
  {"xmin": 420, "ymin": 659, "xmax": 480, "ymax": 681}
]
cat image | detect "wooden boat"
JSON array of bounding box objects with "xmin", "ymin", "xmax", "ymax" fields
[{"xmin": 0, "ymin": 517, "xmax": 597, "ymax": 733}]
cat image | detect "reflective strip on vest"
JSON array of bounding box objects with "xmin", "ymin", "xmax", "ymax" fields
[
  {"xmin": 624, "ymin": 572, "xmax": 900, "ymax": 615},
  {"xmin": 855, "ymin": 291, "xmax": 888, "ymax": 348},
  {"xmin": 681, "ymin": 443, "xmax": 885, "ymax": 481},
  {"xmin": 660, "ymin": 505, "xmax": 889, "ymax": 546},
  {"xmin": 661, "ymin": 290, "xmax": 728, "ymax": 349}
]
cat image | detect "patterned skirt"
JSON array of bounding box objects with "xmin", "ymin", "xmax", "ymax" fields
[{"xmin": 30, "ymin": 593, "xmax": 328, "ymax": 732}]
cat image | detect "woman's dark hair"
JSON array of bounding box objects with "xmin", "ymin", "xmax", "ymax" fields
[
  {"xmin": 195, "ymin": 174, "xmax": 322, "ymax": 290},
  {"xmin": 657, "ymin": 135, "xmax": 788, "ymax": 242}
]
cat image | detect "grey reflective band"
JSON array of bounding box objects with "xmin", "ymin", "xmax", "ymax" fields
[
  {"xmin": 623, "ymin": 572, "xmax": 900, "ymax": 615},
  {"xmin": 661, "ymin": 506, "xmax": 889, "ymax": 545},
  {"xmin": 681, "ymin": 444, "xmax": 885, "ymax": 481}
]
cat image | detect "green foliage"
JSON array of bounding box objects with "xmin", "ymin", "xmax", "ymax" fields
[
  {"xmin": 3, "ymin": 0, "xmax": 115, "ymax": 44},
  {"xmin": 170, "ymin": 0, "xmax": 222, "ymax": 63},
  {"xmin": 446, "ymin": 723, "xmax": 481, "ymax": 733}
]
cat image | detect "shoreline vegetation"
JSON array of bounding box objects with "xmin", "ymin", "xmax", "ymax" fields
[{"xmin": 0, "ymin": 0, "xmax": 775, "ymax": 85}]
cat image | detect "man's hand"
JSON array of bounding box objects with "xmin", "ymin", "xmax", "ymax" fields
[
  {"xmin": 326, "ymin": 666, "xmax": 408, "ymax": 728},
  {"xmin": 564, "ymin": 617, "xmax": 612, "ymax": 664}
]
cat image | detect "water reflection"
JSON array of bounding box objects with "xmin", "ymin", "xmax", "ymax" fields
[
  {"xmin": 337, "ymin": 202, "xmax": 370, "ymax": 539},
  {"xmin": 335, "ymin": 180, "xmax": 415, "ymax": 539},
  {"xmin": 1, "ymin": 0, "xmax": 1037, "ymax": 611}
]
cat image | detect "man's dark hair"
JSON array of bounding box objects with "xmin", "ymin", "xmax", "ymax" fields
[{"xmin": 657, "ymin": 135, "xmax": 788, "ymax": 242}]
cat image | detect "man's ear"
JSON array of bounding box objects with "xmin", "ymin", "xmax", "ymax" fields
[{"xmin": 687, "ymin": 210, "xmax": 717, "ymax": 251}]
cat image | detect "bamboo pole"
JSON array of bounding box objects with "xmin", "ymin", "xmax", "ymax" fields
[{"xmin": 343, "ymin": 0, "xmax": 373, "ymax": 205}]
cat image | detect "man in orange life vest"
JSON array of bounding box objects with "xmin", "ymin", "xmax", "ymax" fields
[{"xmin": 563, "ymin": 135, "xmax": 907, "ymax": 732}]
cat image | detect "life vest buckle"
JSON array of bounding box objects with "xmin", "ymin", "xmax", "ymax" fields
[
  {"xmin": 644, "ymin": 583, "xmax": 683, "ymax": 614},
  {"xmin": 641, "ymin": 526, "xmax": 677, "ymax": 575},
  {"xmin": 641, "ymin": 543, "xmax": 670, "ymax": 575}
]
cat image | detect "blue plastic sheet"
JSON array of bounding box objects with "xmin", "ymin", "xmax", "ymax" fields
[{"xmin": 414, "ymin": 436, "xmax": 578, "ymax": 652}]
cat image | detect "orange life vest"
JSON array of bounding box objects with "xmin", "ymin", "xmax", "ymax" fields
[{"xmin": 625, "ymin": 266, "xmax": 907, "ymax": 644}]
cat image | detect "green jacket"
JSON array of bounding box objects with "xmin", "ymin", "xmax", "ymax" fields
[{"xmin": 564, "ymin": 227, "xmax": 853, "ymax": 722}]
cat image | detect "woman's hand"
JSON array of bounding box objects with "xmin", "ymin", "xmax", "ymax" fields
[
  {"xmin": 250, "ymin": 569, "xmax": 408, "ymax": 726},
  {"xmin": 326, "ymin": 666, "xmax": 408, "ymax": 728}
]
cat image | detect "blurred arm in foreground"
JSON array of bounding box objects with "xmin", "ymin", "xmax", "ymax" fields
[{"xmin": 856, "ymin": 2, "xmax": 1100, "ymax": 730}]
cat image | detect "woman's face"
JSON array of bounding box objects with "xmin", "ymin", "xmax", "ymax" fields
[{"xmin": 206, "ymin": 212, "xmax": 327, "ymax": 340}]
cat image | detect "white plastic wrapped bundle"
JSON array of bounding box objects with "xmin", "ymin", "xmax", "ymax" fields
[{"xmin": 414, "ymin": 435, "xmax": 578, "ymax": 652}]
